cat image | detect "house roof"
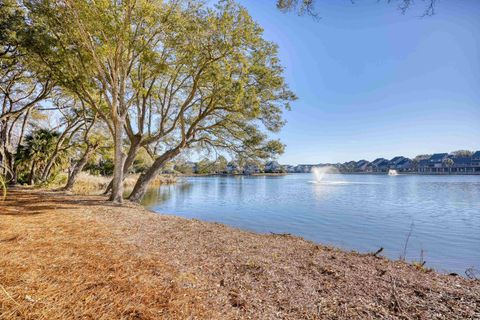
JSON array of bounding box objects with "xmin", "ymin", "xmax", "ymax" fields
[
  {"xmin": 397, "ymin": 158, "xmax": 412, "ymax": 165},
  {"xmin": 472, "ymin": 151, "xmax": 480, "ymax": 159},
  {"xmin": 453, "ymin": 157, "xmax": 472, "ymax": 165},
  {"xmin": 356, "ymin": 160, "xmax": 369, "ymax": 166},
  {"xmin": 372, "ymin": 158, "xmax": 388, "ymax": 165},
  {"xmin": 389, "ymin": 156, "xmax": 404, "ymax": 164},
  {"xmin": 377, "ymin": 159, "xmax": 390, "ymax": 166},
  {"xmin": 418, "ymin": 159, "xmax": 430, "ymax": 166},
  {"xmin": 429, "ymin": 153, "xmax": 448, "ymax": 162}
]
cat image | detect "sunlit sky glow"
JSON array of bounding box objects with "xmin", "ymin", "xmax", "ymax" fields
[{"xmin": 236, "ymin": 0, "xmax": 480, "ymax": 165}]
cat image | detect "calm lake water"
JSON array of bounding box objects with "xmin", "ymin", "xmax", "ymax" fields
[{"xmin": 142, "ymin": 174, "xmax": 480, "ymax": 274}]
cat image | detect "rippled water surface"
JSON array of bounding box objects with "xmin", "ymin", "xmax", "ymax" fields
[{"xmin": 143, "ymin": 174, "xmax": 480, "ymax": 274}]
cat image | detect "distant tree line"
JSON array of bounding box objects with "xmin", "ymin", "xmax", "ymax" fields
[{"xmin": 170, "ymin": 157, "xmax": 286, "ymax": 175}]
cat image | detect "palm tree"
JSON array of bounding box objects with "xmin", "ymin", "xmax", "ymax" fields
[
  {"xmin": 15, "ymin": 129, "xmax": 61, "ymax": 185},
  {"xmin": 443, "ymin": 158, "xmax": 454, "ymax": 174}
]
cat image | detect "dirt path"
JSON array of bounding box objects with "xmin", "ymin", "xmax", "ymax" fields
[{"xmin": 1, "ymin": 188, "xmax": 479, "ymax": 319}]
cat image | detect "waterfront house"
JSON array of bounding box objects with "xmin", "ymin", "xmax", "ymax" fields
[
  {"xmin": 451, "ymin": 157, "xmax": 472, "ymax": 173},
  {"xmin": 416, "ymin": 152, "xmax": 480, "ymax": 174},
  {"xmin": 418, "ymin": 153, "xmax": 449, "ymax": 173},
  {"xmin": 226, "ymin": 161, "xmax": 241, "ymax": 174},
  {"xmin": 397, "ymin": 158, "xmax": 413, "ymax": 171},
  {"xmin": 342, "ymin": 161, "xmax": 356, "ymax": 173},
  {"xmin": 417, "ymin": 159, "xmax": 430, "ymax": 173},
  {"xmin": 389, "ymin": 156, "xmax": 413, "ymax": 172},
  {"xmin": 332, "ymin": 163, "xmax": 341, "ymax": 171},
  {"xmin": 283, "ymin": 150, "xmax": 480, "ymax": 175},
  {"xmin": 472, "ymin": 151, "xmax": 480, "ymax": 164},
  {"xmin": 355, "ymin": 160, "xmax": 371, "ymax": 172},
  {"xmin": 389, "ymin": 156, "xmax": 404, "ymax": 166},
  {"xmin": 264, "ymin": 161, "xmax": 282, "ymax": 173},
  {"xmin": 243, "ymin": 162, "xmax": 261, "ymax": 175},
  {"xmin": 451, "ymin": 151, "xmax": 480, "ymax": 173},
  {"xmin": 430, "ymin": 153, "xmax": 449, "ymax": 164},
  {"xmin": 371, "ymin": 158, "xmax": 390, "ymax": 172},
  {"xmin": 389, "ymin": 156, "xmax": 406, "ymax": 168}
]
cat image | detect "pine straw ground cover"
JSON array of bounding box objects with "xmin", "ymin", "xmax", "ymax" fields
[{"xmin": 0, "ymin": 189, "xmax": 479, "ymax": 319}]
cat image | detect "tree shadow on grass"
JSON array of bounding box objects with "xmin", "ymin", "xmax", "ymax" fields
[{"xmin": 0, "ymin": 188, "xmax": 106, "ymax": 216}]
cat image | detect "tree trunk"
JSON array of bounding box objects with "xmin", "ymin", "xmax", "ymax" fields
[
  {"xmin": 28, "ymin": 161, "xmax": 36, "ymax": 185},
  {"xmin": 103, "ymin": 135, "xmax": 142, "ymax": 195},
  {"xmin": 128, "ymin": 147, "xmax": 181, "ymax": 203},
  {"xmin": 0, "ymin": 145, "xmax": 5, "ymax": 176},
  {"xmin": 0, "ymin": 146, "xmax": 10, "ymax": 177},
  {"xmin": 109, "ymin": 118, "xmax": 126, "ymax": 203},
  {"xmin": 40, "ymin": 122, "xmax": 79, "ymax": 182},
  {"xmin": 63, "ymin": 145, "xmax": 95, "ymax": 191},
  {"xmin": 0, "ymin": 121, "xmax": 12, "ymax": 179},
  {"xmin": 4, "ymin": 149, "xmax": 14, "ymax": 182},
  {"xmin": 41, "ymin": 159, "xmax": 55, "ymax": 182},
  {"xmin": 10, "ymin": 108, "xmax": 31, "ymax": 185}
]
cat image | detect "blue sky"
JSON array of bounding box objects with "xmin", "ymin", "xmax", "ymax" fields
[{"xmin": 236, "ymin": 0, "xmax": 480, "ymax": 165}]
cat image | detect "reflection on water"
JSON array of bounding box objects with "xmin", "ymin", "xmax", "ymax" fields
[
  {"xmin": 142, "ymin": 181, "xmax": 192, "ymax": 207},
  {"xmin": 142, "ymin": 174, "xmax": 480, "ymax": 274}
]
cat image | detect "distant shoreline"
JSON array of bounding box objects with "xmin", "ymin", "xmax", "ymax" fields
[
  {"xmin": 313, "ymin": 172, "xmax": 480, "ymax": 176},
  {"xmin": 173, "ymin": 172, "xmax": 480, "ymax": 177},
  {"xmin": 177, "ymin": 172, "xmax": 288, "ymax": 177}
]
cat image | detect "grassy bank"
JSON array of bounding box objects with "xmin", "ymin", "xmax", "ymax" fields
[
  {"xmin": 46, "ymin": 173, "xmax": 177, "ymax": 195},
  {"xmin": 1, "ymin": 189, "xmax": 479, "ymax": 319}
]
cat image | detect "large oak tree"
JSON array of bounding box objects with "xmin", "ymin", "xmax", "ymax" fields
[
  {"xmin": 23, "ymin": 0, "xmax": 182, "ymax": 202},
  {"xmin": 21, "ymin": 0, "xmax": 295, "ymax": 202},
  {"xmin": 128, "ymin": 1, "xmax": 295, "ymax": 201}
]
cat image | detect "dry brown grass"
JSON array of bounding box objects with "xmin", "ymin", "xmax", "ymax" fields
[
  {"xmin": 1, "ymin": 188, "xmax": 479, "ymax": 319},
  {"xmin": 54, "ymin": 173, "xmax": 177, "ymax": 195}
]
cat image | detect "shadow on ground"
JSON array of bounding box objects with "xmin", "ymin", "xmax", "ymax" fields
[{"xmin": 0, "ymin": 188, "xmax": 105, "ymax": 216}]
